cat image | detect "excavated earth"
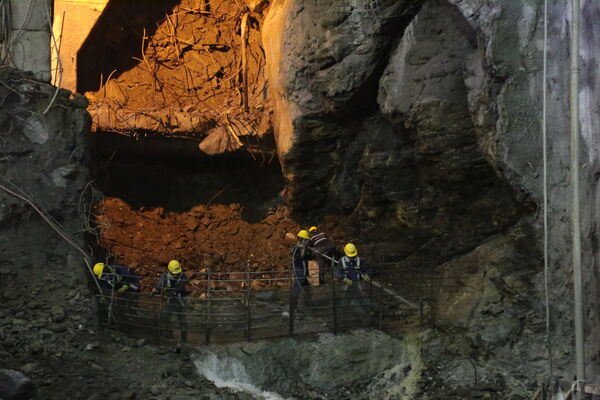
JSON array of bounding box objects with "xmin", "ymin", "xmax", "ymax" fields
[
  {"xmin": 83, "ymin": 0, "xmax": 273, "ymax": 156},
  {"xmin": 96, "ymin": 198, "xmax": 299, "ymax": 292},
  {"xmin": 91, "ymin": 154, "xmax": 357, "ymax": 294},
  {"xmin": 3, "ymin": 0, "xmax": 600, "ymax": 399}
]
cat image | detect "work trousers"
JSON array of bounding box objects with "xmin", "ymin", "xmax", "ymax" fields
[
  {"xmin": 98, "ymin": 289, "xmax": 138, "ymax": 328},
  {"xmin": 289, "ymin": 278, "xmax": 312, "ymax": 314},
  {"xmin": 341, "ymin": 281, "xmax": 372, "ymax": 315},
  {"xmin": 159, "ymin": 296, "xmax": 188, "ymax": 341}
]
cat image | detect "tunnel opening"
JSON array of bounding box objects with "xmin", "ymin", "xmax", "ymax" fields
[
  {"xmin": 89, "ymin": 143, "xmax": 297, "ymax": 293},
  {"xmin": 74, "ymin": 0, "xmax": 297, "ymax": 289}
]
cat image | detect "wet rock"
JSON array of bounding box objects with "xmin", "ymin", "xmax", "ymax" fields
[
  {"xmin": 29, "ymin": 341, "xmax": 42, "ymax": 354},
  {"xmin": 122, "ymin": 391, "xmax": 136, "ymax": 399},
  {"xmin": 20, "ymin": 364, "xmax": 38, "ymax": 376},
  {"xmin": 0, "ymin": 369, "xmax": 36, "ymax": 400},
  {"xmin": 49, "ymin": 306, "xmax": 65, "ymax": 323},
  {"xmin": 49, "ymin": 165, "xmax": 77, "ymax": 188},
  {"xmin": 85, "ymin": 342, "xmax": 99, "ymax": 351},
  {"xmin": 21, "ymin": 114, "xmax": 48, "ymax": 144},
  {"xmin": 0, "ymin": 262, "xmax": 12, "ymax": 275}
]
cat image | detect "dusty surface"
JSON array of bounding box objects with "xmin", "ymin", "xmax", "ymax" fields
[
  {"xmin": 93, "ymin": 199, "xmax": 357, "ymax": 295},
  {"xmin": 83, "ymin": 0, "xmax": 273, "ymax": 155},
  {"xmin": 96, "ymin": 198, "xmax": 299, "ymax": 293}
]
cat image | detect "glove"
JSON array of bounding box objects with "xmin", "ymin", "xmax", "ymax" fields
[
  {"xmin": 117, "ymin": 285, "xmax": 128, "ymax": 295},
  {"xmin": 343, "ymin": 278, "xmax": 353, "ymax": 286},
  {"xmin": 362, "ymin": 275, "xmax": 371, "ymax": 282}
]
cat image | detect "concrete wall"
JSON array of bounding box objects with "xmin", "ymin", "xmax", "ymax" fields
[
  {"xmin": 52, "ymin": 0, "xmax": 109, "ymax": 91},
  {"xmin": 7, "ymin": 0, "xmax": 51, "ymax": 82}
]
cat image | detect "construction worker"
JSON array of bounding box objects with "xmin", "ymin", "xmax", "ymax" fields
[
  {"xmin": 339, "ymin": 243, "xmax": 372, "ymax": 315},
  {"xmin": 93, "ymin": 262, "xmax": 140, "ymax": 294},
  {"xmin": 308, "ymin": 226, "xmax": 337, "ymax": 283},
  {"xmin": 284, "ymin": 230, "xmax": 312, "ymax": 317},
  {"xmin": 154, "ymin": 260, "xmax": 188, "ymax": 342},
  {"xmin": 93, "ymin": 262, "xmax": 140, "ymax": 326}
]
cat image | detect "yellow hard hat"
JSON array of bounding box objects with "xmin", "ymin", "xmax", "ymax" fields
[
  {"xmin": 344, "ymin": 243, "xmax": 358, "ymax": 257},
  {"xmin": 168, "ymin": 260, "xmax": 182, "ymax": 274},
  {"xmin": 93, "ymin": 263, "xmax": 105, "ymax": 277},
  {"xmin": 309, "ymin": 226, "xmax": 318, "ymax": 233},
  {"xmin": 297, "ymin": 230, "xmax": 310, "ymax": 240}
]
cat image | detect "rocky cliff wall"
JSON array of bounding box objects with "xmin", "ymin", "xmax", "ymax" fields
[
  {"xmin": 0, "ymin": 67, "xmax": 92, "ymax": 363},
  {"xmin": 0, "ymin": 66, "xmax": 246, "ymax": 400},
  {"xmin": 264, "ymin": 0, "xmax": 600, "ymax": 396}
]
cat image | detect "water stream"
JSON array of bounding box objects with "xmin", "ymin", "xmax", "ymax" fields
[
  {"xmin": 193, "ymin": 349, "xmax": 289, "ymax": 400},
  {"xmin": 192, "ymin": 331, "xmax": 422, "ymax": 400}
]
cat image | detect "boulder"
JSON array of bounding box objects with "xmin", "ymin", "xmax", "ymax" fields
[{"xmin": 0, "ymin": 369, "xmax": 36, "ymax": 400}]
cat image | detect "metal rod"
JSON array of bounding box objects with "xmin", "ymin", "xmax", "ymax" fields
[
  {"xmin": 288, "ymin": 263, "xmax": 294, "ymax": 336},
  {"xmin": 245, "ymin": 270, "xmax": 252, "ymax": 341},
  {"xmin": 378, "ymin": 285, "xmax": 384, "ymax": 330},
  {"xmin": 311, "ymin": 248, "xmax": 418, "ymax": 309},
  {"xmin": 107, "ymin": 280, "xmax": 116, "ymax": 329},
  {"xmin": 570, "ymin": 0, "xmax": 585, "ymax": 397},
  {"xmin": 331, "ymin": 258, "xmax": 338, "ymax": 334},
  {"xmin": 205, "ymin": 268, "xmax": 211, "ymax": 345}
]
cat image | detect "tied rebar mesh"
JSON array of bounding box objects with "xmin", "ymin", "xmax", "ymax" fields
[{"xmin": 92, "ymin": 259, "xmax": 472, "ymax": 344}]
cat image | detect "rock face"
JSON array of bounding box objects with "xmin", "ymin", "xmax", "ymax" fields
[
  {"xmin": 264, "ymin": 0, "xmax": 600, "ymax": 397},
  {"xmin": 2, "ymin": 0, "xmax": 600, "ymax": 398},
  {"xmin": 0, "ymin": 69, "xmax": 243, "ymax": 400},
  {"xmin": 0, "ymin": 67, "xmax": 91, "ymax": 278},
  {"xmin": 0, "ymin": 66, "xmax": 93, "ymax": 364},
  {"xmin": 264, "ymin": 0, "xmax": 528, "ymax": 264},
  {"xmin": 0, "ymin": 369, "xmax": 36, "ymax": 400},
  {"xmin": 194, "ymin": 330, "xmax": 424, "ymax": 399}
]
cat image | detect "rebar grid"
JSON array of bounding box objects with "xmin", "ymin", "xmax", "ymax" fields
[{"xmin": 96, "ymin": 261, "xmax": 446, "ymax": 344}]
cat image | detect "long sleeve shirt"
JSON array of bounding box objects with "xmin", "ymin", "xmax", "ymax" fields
[
  {"xmin": 339, "ymin": 256, "xmax": 370, "ymax": 281},
  {"xmin": 291, "ymin": 244, "xmax": 309, "ymax": 284},
  {"xmin": 155, "ymin": 272, "xmax": 188, "ymax": 298},
  {"xmin": 99, "ymin": 264, "xmax": 139, "ymax": 292}
]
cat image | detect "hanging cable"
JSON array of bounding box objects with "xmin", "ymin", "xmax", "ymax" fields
[
  {"xmin": 0, "ymin": 178, "xmax": 91, "ymax": 261},
  {"xmin": 542, "ymin": 0, "xmax": 553, "ymax": 380}
]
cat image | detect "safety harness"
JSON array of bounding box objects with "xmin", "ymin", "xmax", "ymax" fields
[{"xmin": 341, "ymin": 256, "xmax": 361, "ymax": 279}]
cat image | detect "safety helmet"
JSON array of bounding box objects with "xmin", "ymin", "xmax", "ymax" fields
[
  {"xmin": 297, "ymin": 230, "xmax": 310, "ymax": 240},
  {"xmin": 93, "ymin": 263, "xmax": 105, "ymax": 277},
  {"xmin": 309, "ymin": 226, "xmax": 318, "ymax": 233},
  {"xmin": 344, "ymin": 243, "xmax": 358, "ymax": 257},
  {"xmin": 168, "ymin": 260, "xmax": 182, "ymax": 274}
]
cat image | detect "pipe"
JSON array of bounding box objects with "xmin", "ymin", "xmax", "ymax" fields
[
  {"xmin": 569, "ymin": 0, "xmax": 585, "ymax": 397},
  {"xmin": 542, "ymin": 0, "xmax": 553, "ymax": 378},
  {"xmin": 310, "ymin": 248, "xmax": 418, "ymax": 309}
]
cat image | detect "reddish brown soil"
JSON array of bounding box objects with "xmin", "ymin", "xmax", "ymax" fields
[
  {"xmin": 86, "ymin": 0, "xmax": 271, "ymax": 138},
  {"xmin": 96, "ymin": 197, "xmax": 301, "ymax": 294}
]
